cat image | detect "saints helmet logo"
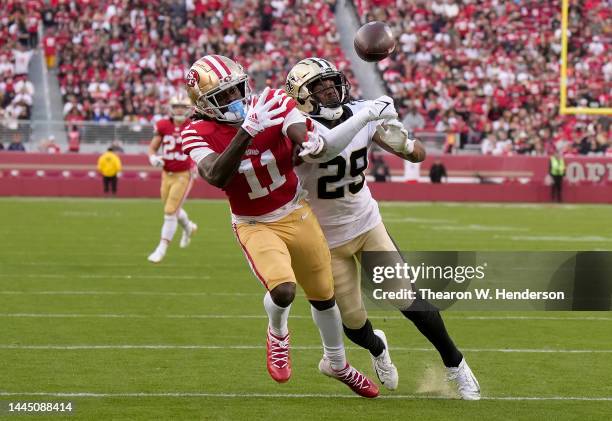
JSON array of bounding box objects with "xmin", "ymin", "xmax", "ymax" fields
[{"xmin": 286, "ymin": 74, "xmax": 299, "ymax": 95}]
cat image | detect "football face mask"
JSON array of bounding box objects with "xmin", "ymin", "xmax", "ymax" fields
[{"xmin": 201, "ymin": 80, "xmax": 251, "ymax": 123}]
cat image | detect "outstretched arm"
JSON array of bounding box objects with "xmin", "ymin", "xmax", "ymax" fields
[
  {"xmin": 373, "ymin": 120, "xmax": 426, "ymax": 163},
  {"xmin": 286, "ymin": 96, "xmax": 399, "ymax": 162}
]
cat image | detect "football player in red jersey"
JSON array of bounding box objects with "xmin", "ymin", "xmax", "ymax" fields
[
  {"xmin": 147, "ymin": 93, "xmax": 198, "ymax": 263},
  {"xmin": 181, "ymin": 54, "xmax": 396, "ymax": 397}
]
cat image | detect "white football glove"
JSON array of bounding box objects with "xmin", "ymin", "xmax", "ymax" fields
[
  {"xmin": 362, "ymin": 95, "xmax": 398, "ymax": 122},
  {"xmin": 375, "ymin": 119, "xmax": 416, "ymax": 155},
  {"xmin": 241, "ymin": 87, "xmax": 290, "ymax": 137},
  {"xmin": 298, "ymin": 128, "xmax": 324, "ymax": 159},
  {"xmin": 148, "ymin": 154, "xmax": 164, "ymax": 167}
]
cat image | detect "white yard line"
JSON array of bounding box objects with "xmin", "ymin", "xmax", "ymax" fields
[
  {"xmin": 0, "ymin": 344, "xmax": 610, "ymax": 353},
  {"xmin": 497, "ymin": 234, "xmax": 612, "ymax": 242},
  {"xmin": 447, "ymin": 315, "xmax": 612, "ymax": 321},
  {"xmin": 382, "ymin": 217, "xmax": 457, "ymax": 224},
  {"xmin": 0, "ymin": 391, "xmax": 609, "ymax": 401},
  {"xmin": 0, "ymin": 262, "xmax": 190, "ymax": 268},
  {"xmin": 0, "ymin": 274, "xmax": 210, "ymax": 280},
  {"xmin": 0, "ymin": 312, "xmax": 609, "ymax": 321},
  {"xmin": 0, "ymin": 291, "xmax": 257, "ymax": 297},
  {"xmin": 432, "ymin": 225, "xmax": 529, "ymax": 232}
]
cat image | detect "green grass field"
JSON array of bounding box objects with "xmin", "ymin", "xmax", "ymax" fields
[{"xmin": 0, "ymin": 198, "xmax": 611, "ymax": 420}]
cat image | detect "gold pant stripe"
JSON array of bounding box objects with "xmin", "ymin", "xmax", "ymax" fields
[{"xmin": 232, "ymin": 223, "xmax": 271, "ymax": 290}]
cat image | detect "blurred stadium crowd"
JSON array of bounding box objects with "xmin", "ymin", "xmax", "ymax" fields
[
  {"xmin": 0, "ymin": 0, "xmax": 610, "ymax": 156},
  {"xmin": 0, "ymin": 1, "xmax": 37, "ymax": 126},
  {"xmin": 45, "ymin": 0, "xmax": 355, "ymax": 125},
  {"xmin": 357, "ymin": 0, "xmax": 610, "ymax": 155}
]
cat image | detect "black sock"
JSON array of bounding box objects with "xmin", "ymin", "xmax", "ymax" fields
[
  {"xmin": 343, "ymin": 319, "xmax": 385, "ymax": 357},
  {"xmin": 402, "ymin": 298, "xmax": 463, "ymax": 367}
]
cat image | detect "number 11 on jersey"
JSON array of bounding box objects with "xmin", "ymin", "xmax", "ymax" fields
[{"xmin": 239, "ymin": 149, "xmax": 287, "ymax": 199}]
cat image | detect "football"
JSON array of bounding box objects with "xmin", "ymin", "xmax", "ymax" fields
[{"xmin": 354, "ymin": 21, "xmax": 396, "ymax": 62}]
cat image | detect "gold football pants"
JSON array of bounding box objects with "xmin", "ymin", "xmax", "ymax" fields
[
  {"xmin": 233, "ymin": 202, "xmax": 334, "ymax": 301},
  {"xmin": 330, "ymin": 223, "xmax": 413, "ymax": 329},
  {"xmin": 161, "ymin": 170, "xmax": 193, "ymax": 214}
]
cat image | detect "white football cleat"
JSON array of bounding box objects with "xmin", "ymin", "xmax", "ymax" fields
[
  {"xmin": 180, "ymin": 222, "xmax": 198, "ymax": 248},
  {"xmin": 371, "ymin": 329, "xmax": 398, "ymax": 390},
  {"xmin": 147, "ymin": 245, "xmax": 166, "ymax": 263},
  {"xmin": 447, "ymin": 358, "xmax": 480, "ymax": 400}
]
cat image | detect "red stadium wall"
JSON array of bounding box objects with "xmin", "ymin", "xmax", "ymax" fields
[{"xmin": 1, "ymin": 152, "xmax": 611, "ymax": 203}]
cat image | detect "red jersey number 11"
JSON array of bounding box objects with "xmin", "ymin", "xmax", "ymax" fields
[{"xmin": 238, "ymin": 149, "xmax": 287, "ymax": 199}]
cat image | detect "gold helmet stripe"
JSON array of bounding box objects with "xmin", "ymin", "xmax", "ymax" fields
[{"xmin": 201, "ymin": 56, "xmax": 229, "ymax": 79}]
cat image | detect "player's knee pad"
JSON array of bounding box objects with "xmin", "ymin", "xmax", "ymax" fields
[
  {"xmin": 308, "ymin": 297, "xmax": 335, "ymax": 311},
  {"xmin": 269, "ymin": 282, "xmax": 296, "ymax": 308}
]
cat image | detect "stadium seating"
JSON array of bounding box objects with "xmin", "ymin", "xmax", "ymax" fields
[
  {"xmin": 352, "ymin": 0, "xmax": 610, "ymax": 155},
  {"xmin": 0, "ymin": 1, "xmax": 38, "ymax": 136},
  {"xmin": 5, "ymin": 0, "xmax": 607, "ymax": 157},
  {"xmin": 46, "ymin": 0, "xmax": 358, "ymax": 125}
]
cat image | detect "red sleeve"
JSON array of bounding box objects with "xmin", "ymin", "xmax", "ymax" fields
[
  {"xmin": 281, "ymin": 97, "xmax": 297, "ymax": 117},
  {"xmin": 181, "ymin": 121, "xmax": 219, "ymax": 158}
]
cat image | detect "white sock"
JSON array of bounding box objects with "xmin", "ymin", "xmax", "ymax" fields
[
  {"xmin": 161, "ymin": 214, "xmax": 178, "ymax": 244},
  {"xmin": 263, "ymin": 292, "xmax": 290, "ymax": 337},
  {"xmin": 177, "ymin": 208, "xmax": 190, "ymax": 231},
  {"xmin": 156, "ymin": 240, "xmax": 168, "ymax": 254},
  {"xmin": 311, "ymin": 304, "xmax": 347, "ymax": 371}
]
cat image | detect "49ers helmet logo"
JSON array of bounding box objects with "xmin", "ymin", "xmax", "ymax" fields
[{"xmin": 186, "ymin": 69, "xmax": 199, "ymax": 87}]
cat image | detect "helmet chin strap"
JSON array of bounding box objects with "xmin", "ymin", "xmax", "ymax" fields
[{"xmin": 318, "ymin": 106, "xmax": 343, "ymax": 120}]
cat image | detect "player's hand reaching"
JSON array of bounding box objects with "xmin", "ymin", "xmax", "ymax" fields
[
  {"xmin": 241, "ymin": 87, "xmax": 290, "ymax": 137},
  {"xmin": 148, "ymin": 155, "xmax": 164, "ymax": 168},
  {"xmin": 375, "ymin": 119, "xmax": 416, "ymax": 155},
  {"xmin": 298, "ymin": 128, "xmax": 324, "ymax": 158},
  {"xmin": 362, "ymin": 95, "xmax": 398, "ymax": 122}
]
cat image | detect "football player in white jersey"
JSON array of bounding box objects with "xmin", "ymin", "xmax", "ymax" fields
[{"xmin": 285, "ymin": 57, "xmax": 480, "ymax": 399}]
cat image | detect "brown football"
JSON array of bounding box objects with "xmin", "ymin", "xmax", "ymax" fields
[{"xmin": 354, "ymin": 21, "xmax": 396, "ymax": 62}]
